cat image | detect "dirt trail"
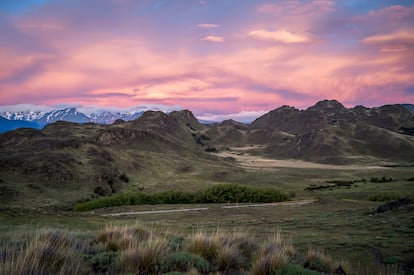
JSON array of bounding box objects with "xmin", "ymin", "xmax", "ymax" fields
[
  {"xmin": 221, "ymin": 199, "xmax": 315, "ymax": 208},
  {"xmin": 103, "ymin": 207, "xmax": 209, "ymax": 217},
  {"xmin": 101, "ymin": 200, "xmax": 315, "ymax": 216},
  {"xmin": 217, "ymin": 147, "xmax": 384, "ymax": 170}
]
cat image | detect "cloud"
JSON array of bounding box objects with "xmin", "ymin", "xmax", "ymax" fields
[
  {"xmin": 197, "ymin": 110, "xmax": 268, "ymax": 123},
  {"xmin": 363, "ymin": 30, "xmax": 414, "ymax": 44},
  {"xmin": 257, "ymin": 1, "xmax": 334, "ymax": 16},
  {"xmin": 197, "ymin": 24, "xmax": 219, "ymax": 29},
  {"xmin": 0, "ymin": 0, "xmax": 413, "ymax": 115},
  {"xmin": 249, "ymin": 29, "xmax": 311, "ymax": 43},
  {"xmin": 201, "ymin": 35, "xmax": 224, "ymax": 42},
  {"xmin": 0, "ymin": 103, "xmax": 53, "ymax": 113}
]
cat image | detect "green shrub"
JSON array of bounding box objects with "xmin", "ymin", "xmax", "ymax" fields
[
  {"xmin": 368, "ymin": 192, "xmax": 402, "ymax": 202},
  {"xmin": 205, "ymin": 147, "xmax": 218, "ymax": 152},
  {"xmin": 88, "ymin": 251, "xmax": 117, "ymax": 273},
  {"xmin": 119, "ymin": 173, "xmax": 130, "ymax": 183},
  {"xmin": 274, "ymin": 264, "xmax": 320, "ymax": 275},
  {"xmin": 73, "ymin": 184, "xmax": 292, "ymax": 211},
  {"xmin": 160, "ymin": 252, "xmax": 212, "ymax": 274}
]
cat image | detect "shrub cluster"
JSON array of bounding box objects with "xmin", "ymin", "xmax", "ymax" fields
[
  {"xmin": 368, "ymin": 192, "xmax": 403, "ymax": 202},
  {"xmin": 73, "ymin": 184, "xmax": 292, "ymax": 211}
]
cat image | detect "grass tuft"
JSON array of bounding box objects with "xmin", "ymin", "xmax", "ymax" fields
[
  {"xmin": 117, "ymin": 236, "xmax": 167, "ymax": 273},
  {"xmin": 0, "ymin": 229, "xmax": 84, "ymax": 274},
  {"xmin": 97, "ymin": 224, "xmax": 150, "ymax": 251}
]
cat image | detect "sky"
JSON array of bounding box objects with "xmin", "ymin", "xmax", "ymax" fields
[{"xmin": 0, "ymin": 0, "xmax": 413, "ymax": 121}]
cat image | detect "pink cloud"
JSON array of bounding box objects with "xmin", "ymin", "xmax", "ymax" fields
[
  {"xmin": 249, "ymin": 29, "xmax": 311, "ymax": 43},
  {"xmin": 197, "ymin": 24, "xmax": 219, "ymax": 29},
  {"xmin": 201, "ymin": 36, "xmax": 224, "ymax": 42},
  {"xmin": 257, "ymin": 0, "xmax": 334, "ymax": 15},
  {"xmin": 0, "ymin": 0, "xmax": 413, "ymax": 115}
]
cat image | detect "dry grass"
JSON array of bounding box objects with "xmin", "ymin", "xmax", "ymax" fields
[
  {"xmin": 0, "ymin": 229, "xmax": 84, "ymax": 275},
  {"xmin": 118, "ymin": 236, "xmax": 168, "ymax": 273},
  {"xmin": 186, "ymin": 231, "xmax": 220, "ymax": 263},
  {"xmin": 250, "ymin": 249, "xmax": 288, "ymax": 275},
  {"xmin": 250, "ymin": 230, "xmax": 294, "ymax": 275},
  {"xmin": 305, "ymin": 247, "xmax": 350, "ymax": 274},
  {"xmin": 0, "ymin": 225, "xmax": 356, "ymax": 274},
  {"xmin": 97, "ymin": 224, "xmax": 150, "ymax": 251}
]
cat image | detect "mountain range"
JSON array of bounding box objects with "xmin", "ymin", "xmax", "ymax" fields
[
  {"xmin": 1, "ymin": 102, "xmax": 414, "ymax": 134},
  {"xmin": 0, "ymin": 107, "xmax": 146, "ymax": 133},
  {"xmin": 1, "ymin": 99, "xmax": 414, "ymax": 209}
]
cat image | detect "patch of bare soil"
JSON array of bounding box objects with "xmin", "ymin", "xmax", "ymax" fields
[{"xmin": 217, "ymin": 147, "xmax": 385, "ymax": 170}]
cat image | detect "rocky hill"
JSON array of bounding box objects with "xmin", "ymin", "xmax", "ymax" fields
[
  {"xmin": 206, "ymin": 100, "xmax": 414, "ymax": 164},
  {"xmin": 0, "ymin": 110, "xmax": 219, "ymax": 209},
  {"xmin": 1, "ymin": 100, "xmax": 414, "ymax": 209}
]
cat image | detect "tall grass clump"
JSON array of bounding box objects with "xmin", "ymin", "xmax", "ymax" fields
[
  {"xmin": 186, "ymin": 231, "xmax": 220, "ymax": 264},
  {"xmin": 250, "ymin": 230, "xmax": 295, "ymax": 275},
  {"xmin": 117, "ymin": 235, "xmax": 168, "ymax": 274},
  {"xmin": 304, "ymin": 247, "xmax": 349, "ymax": 274},
  {"xmin": 160, "ymin": 252, "xmax": 212, "ymax": 274},
  {"xmin": 0, "ymin": 229, "xmax": 85, "ymax": 275},
  {"xmin": 97, "ymin": 224, "xmax": 150, "ymax": 251},
  {"xmin": 185, "ymin": 230, "xmax": 257, "ymax": 273}
]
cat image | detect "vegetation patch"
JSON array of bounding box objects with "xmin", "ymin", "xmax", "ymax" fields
[
  {"xmin": 73, "ymin": 184, "xmax": 292, "ymax": 211},
  {"xmin": 368, "ymin": 192, "xmax": 403, "ymax": 202},
  {"xmin": 0, "ymin": 225, "xmax": 341, "ymax": 275}
]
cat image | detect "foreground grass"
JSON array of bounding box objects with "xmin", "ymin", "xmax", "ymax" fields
[
  {"xmin": 1, "ymin": 198, "xmax": 413, "ymax": 274},
  {"xmin": 0, "ymin": 225, "xmax": 347, "ymax": 275},
  {"xmin": 73, "ymin": 184, "xmax": 292, "ymax": 211}
]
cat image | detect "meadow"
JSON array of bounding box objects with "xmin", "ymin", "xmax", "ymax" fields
[{"xmin": 1, "ymin": 159, "xmax": 414, "ymax": 274}]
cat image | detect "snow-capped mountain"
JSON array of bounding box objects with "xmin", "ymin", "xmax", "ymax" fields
[
  {"xmin": 35, "ymin": 108, "xmax": 91, "ymax": 126},
  {"xmin": 1, "ymin": 111, "xmax": 45, "ymax": 121},
  {"xmin": 87, "ymin": 111, "xmax": 144, "ymax": 124},
  {"xmin": 0, "ymin": 107, "xmax": 147, "ymax": 133}
]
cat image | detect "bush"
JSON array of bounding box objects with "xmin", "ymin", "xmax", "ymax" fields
[
  {"xmin": 275, "ymin": 263, "xmax": 320, "ymax": 275},
  {"xmin": 119, "ymin": 173, "xmax": 130, "ymax": 183},
  {"xmin": 368, "ymin": 192, "xmax": 403, "ymax": 202},
  {"xmin": 73, "ymin": 184, "xmax": 292, "ymax": 211},
  {"xmin": 205, "ymin": 147, "xmax": 218, "ymax": 152},
  {"xmin": 88, "ymin": 251, "xmax": 117, "ymax": 273},
  {"xmin": 304, "ymin": 248, "xmax": 348, "ymax": 273},
  {"xmin": 160, "ymin": 252, "xmax": 212, "ymax": 274}
]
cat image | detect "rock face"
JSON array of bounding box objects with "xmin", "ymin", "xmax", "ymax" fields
[{"xmin": 207, "ymin": 100, "xmax": 414, "ymax": 163}]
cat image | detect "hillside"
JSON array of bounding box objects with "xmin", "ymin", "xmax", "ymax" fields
[
  {"xmin": 0, "ymin": 110, "xmax": 231, "ymax": 209},
  {"xmin": 206, "ymin": 100, "xmax": 414, "ymax": 164},
  {"xmin": 1, "ymin": 100, "xmax": 414, "ymax": 209}
]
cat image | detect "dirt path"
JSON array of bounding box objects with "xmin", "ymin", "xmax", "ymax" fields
[
  {"xmin": 101, "ymin": 200, "xmax": 315, "ymax": 216},
  {"xmin": 103, "ymin": 207, "xmax": 210, "ymax": 217},
  {"xmin": 221, "ymin": 199, "xmax": 315, "ymax": 208},
  {"xmin": 216, "ymin": 147, "xmax": 384, "ymax": 170}
]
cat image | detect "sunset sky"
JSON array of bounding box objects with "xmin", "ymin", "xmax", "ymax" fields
[{"xmin": 1, "ymin": 0, "xmax": 413, "ymax": 121}]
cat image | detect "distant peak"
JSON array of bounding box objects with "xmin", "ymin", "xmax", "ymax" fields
[
  {"xmin": 169, "ymin": 110, "xmax": 198, "ymax": 121},
  {"xmin": 308, "ymin": 100, "xmax": 345, "ymax": 112}
]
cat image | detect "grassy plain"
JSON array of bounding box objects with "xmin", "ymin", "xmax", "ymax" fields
[{"xmin": 1, "ymin": 150, "xmax": 414, "ymax": 274}]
